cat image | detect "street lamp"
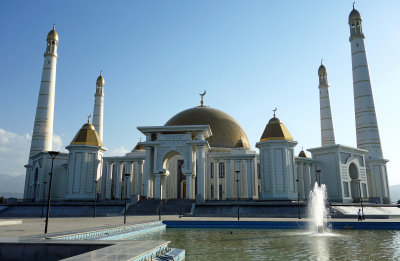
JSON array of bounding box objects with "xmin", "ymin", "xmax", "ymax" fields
[
  {"xmin": 296, "ymin": 178, "xmax": 301, "ymax": 219},
  {"xmin": 93, "ymin": 180, "xmax": 98, "ymax": 218},
  {"xmin": 41, "ymin": 180, "xmax": 47, "ymax": 218},
  {"xmin": 44, "ymin": 151, "xmax": 59, "ymax": 237},
  {"xmin": 357, "ymin": 179, "xmax": 365, "ymax": 220},
  {"xmin": 235, "ymin": 170, "xmax": 240, "ymax": 221},
  {"xmin": 316, "ymin": 170, "xmax": 321, "ymax": 187},
  {"xmin": 123, "ymin": 173, "xmax": 130, "ymax": 224}
]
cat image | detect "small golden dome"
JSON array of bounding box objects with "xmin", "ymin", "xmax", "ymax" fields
[
  {"xmin": 47, "ymin": 25, "xmax": 58, "ymax": 42},
  {"xmin": 133, "ymin": 143, "xmax": 145, "ymax": 151},
  {"xmin": 349, "ymin": 8, "xmax": 361, "ymax": 23},
  {"xmin": 70, "ymin": 122, "xmax": 103, "ymax": 147},
  {"xmin": 298, "ymin": 150, "xmax": 308, "ymax": 158},
  {"xmin": 96, "ymin": 72, "xmax": 105, "ymax": 87},
  {"xmin": 165, "ymin": 106, "xmax": 250, "ymax": 149},
  {"xmin": 318, "ymin": 64, "xmax": 327, "ymax": 75},
  {"xmin": 260, "ymin": 117, "xmax": 293, "ymax": 142}
]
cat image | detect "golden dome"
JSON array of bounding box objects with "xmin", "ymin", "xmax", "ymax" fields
[
  {"xmin": 349, "ymin": 8, "xmax": 361, "ymax": 23},
  {"xmin": 96, "ymin": 72, "xmax": 105, "ymax": 87},
  {"xmin": 133, "ymin": 143, "xmax": 145, "ymax": 151},
  {"xmin": 47, "ymin": 25, "xmax": 58, "ymax": 42},
  {"xmin": 70, "ymin": 122, "xmax": 103, "ymax": 147},
  {"xmin": 165, "ymin": 106, "xmax": 250, "ymax": 149},
  {"xmin": 298, "ymin": 150, "xmax": 308, "ymax": 158},
  {"xmin": 260, "ymin": 117, "xmax": 293, "ymax": 142}
]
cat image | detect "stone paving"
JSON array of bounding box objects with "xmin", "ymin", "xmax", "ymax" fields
[{"xmin": 1, "ymin": 215, "xmax": 400, "ymax": 240}]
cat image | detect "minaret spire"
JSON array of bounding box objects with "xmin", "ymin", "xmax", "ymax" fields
[
  {"xmin": 318, "ymin": 62, "xmax": 335, "ymax": 146},
  {"xmin": 93, "ymin": 71, "xmax": 105, "ymax": 142},
  {"xmin": 28, "ymin": 25, "xmax": 59, "ymax": 158},
  {"xmin": 348, "ymin": 7, "xmax": 389, "ymax": 202}
]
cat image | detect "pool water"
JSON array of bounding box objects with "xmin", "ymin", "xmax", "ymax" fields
[{"xmin": 128, "ymin": 228, "xmax": 400, "ymax": 260}]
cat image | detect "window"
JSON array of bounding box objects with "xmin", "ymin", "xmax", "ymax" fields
[
  {"xmin": 343, "ymin": 182, "xmax": 349, "ymax": 197},
  {"xmin": 218, "ymin": 162, "xmax": 225, "ymax": 178},
  {"xmin": 211, "ymin": 185, "xmax": 214, "ymax": 199},
  {"xmin": 257, "ymin": 163, "xmax": 261, "ymax": 179},
  {"xmin": 210, "ymin": 163, "xmax": 214, "ymax": 178}
]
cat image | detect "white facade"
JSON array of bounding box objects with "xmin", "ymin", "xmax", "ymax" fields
[
  {"xmin": 256, "ymin": 140, "xmax": 297, "ymax": 200},
  {"xmin": 308, "ymin": 145, "xmax": 368, "ymax": 203},
  {"xmin": 64, "ymin": 145, "xmax": 105, "ymax": 200}
]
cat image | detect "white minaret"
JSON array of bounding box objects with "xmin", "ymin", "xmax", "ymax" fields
[
  {"xmin": 349, "ymin": 7, "xmax": 383, "ymax": 159},
  {"xmin": 318, "ymin": 62, "xmax": 336, "ymax": 146},
  {"xmin": 349, "ymin": 6, "xmax": 389, "ymax": 202},
  {"xmin": 92, "ymin": 72, "xmax": 105, "ymax": 142},
  {"xmin": 29, "ymin": 25, "xmax": 59, "ymax": 158}
]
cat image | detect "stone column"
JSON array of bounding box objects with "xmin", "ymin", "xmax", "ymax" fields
[
  {"xmin": 106, "ymin": 162, "xmax": 113, "ymax": 200},
  {"xmin": 303, "ymin": 163, "xmax": 311, "ymax": 200},
  {"xmin": 214, "ymin": 160, "xmax": 219, "ymax": 200},
  {"xmin": 127, "ymin": 162, "xmax": 133, "ymax": 198},
  {"xmin": 144, "ymin": 147, "xmax": 152, "ymax": 198},
  {"xmin": 135, "ymin": 161, "xmax": 143, "ymax": 196},
  {"xmin": 196, "ymin": 145, "xmax": 205, "ymax": 202},
  {"xmin": 155, "ymin": 173, "xmax": 161, "ymax": 199},
  {"xmin": 185, "ymin": 173, "xmax": 194, "ymax": 200},
  {"xmin": 311, "ymin": 164, "xmax": 316, "ymax": 186},
  {"xmin": 206, "ymin": 159, "xmax": 212, "ymax": 200},
  {"xmin": 225, "ymin": 159, "xmax": 231, "ymax": 199},
  {"xmin": 246, "ymin": 159, "xmax": 253, "ymax": 200},
  {"xmin": 115, "ymin": 162, "xmax": 123, "ymax": 200},
  {"xmin": 298, "ymin": 162, "xmax": 304, "ymax": 200}
]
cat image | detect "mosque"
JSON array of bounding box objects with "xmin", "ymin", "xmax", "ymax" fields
[{"xmin": 23, "ymin": 7, "xmax": 391, "ymax": 205}]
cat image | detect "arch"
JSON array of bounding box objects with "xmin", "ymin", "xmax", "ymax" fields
[
  {"xmin": 160, "ymin": 150, "xmax": 186, "ymax": 199},
  {"xmin": 348, "ymin": 162, "xmax": 361, "ymax": 202}
]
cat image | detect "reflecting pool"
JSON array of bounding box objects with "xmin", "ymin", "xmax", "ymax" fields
[{"xmin": 128, "ymin": 228, "xmax": 400, "ymax": 260}]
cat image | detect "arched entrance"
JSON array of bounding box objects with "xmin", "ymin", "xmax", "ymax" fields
[
  {"xmin": 349, "ymin": 163, "xmax": 360, "ymax": 202},
  {"xmin": 162, "ymin": 151, "xmax": 186, "ymax": 199}
]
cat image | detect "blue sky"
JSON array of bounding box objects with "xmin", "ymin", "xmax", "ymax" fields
[{"xmin": 0, "ymin": 1, "xmax": 399, "ymax": 186}]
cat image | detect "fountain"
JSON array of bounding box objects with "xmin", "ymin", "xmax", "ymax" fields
[{"xmin": 308, "ymin": 182, "xmax": 330, "ymax": 232}]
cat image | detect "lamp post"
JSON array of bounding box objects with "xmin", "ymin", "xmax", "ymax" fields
[
  {"xmin": 44, "ymin": 151, "xmax": 59, "ymax": 237},
  {"xmin": 41, "ymin": 180, "xmax": 47, "ymax": 218},
  {"xmin": 123, "ymin": 173, "xmax": 130, "ymax": 224},
  {"xmin": 357, "ymin": 179, "xmax": 365, "ymax": 220},
  {"xmin": 316, "ymin": 170, "xmax": 321, "ymax": 186},
  {"xmin": 235, "ymin": 170, "xmax": 240, "ymax": 221},
  {"xmin": 296, "ymin": 178, "xmax": 301, "ymax": 219},
  {"xmin": 93, "ymin": 180, "xmax": 98, "ymax": 218}
]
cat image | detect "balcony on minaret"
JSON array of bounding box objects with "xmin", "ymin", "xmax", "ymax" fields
[{"xmin": 349, "ymin": 8, "xmax": 364, "ymax": 39}]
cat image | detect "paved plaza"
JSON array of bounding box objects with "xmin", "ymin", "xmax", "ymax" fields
[{"xmin": 1, "ymin": 216, "xmax": 400, "ymax": 239}]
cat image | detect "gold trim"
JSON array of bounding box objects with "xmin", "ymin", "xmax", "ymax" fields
[
  {"xmin": 260, "ymin": 137, "xmax": 293, "ymax": 142},
  {"xmin": 354, "ymin": 94, "xmax": 372, "ymax": 99},
  {"xmin": 353, "ymin": 79, "xmax": 370, "ymax": 84},
  {"xmin": 352, "ymin": 50, "xmax": 366, "ymax": 55},
  {"xmin": 352, "ymin": 65, "xmax": 368, "ymax": 69}
]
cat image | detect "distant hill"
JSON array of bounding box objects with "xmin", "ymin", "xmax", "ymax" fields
[
  {"xmin": 0, "ymin": 174, "xmax": 25, "ymax": 198},
  {"xmin": 390, "ymin": 185, "xmax": 400, "ymax": 203}
]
